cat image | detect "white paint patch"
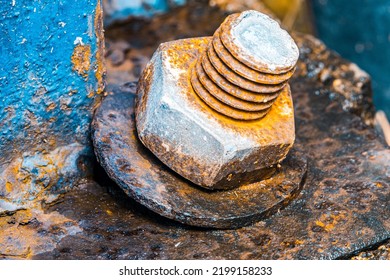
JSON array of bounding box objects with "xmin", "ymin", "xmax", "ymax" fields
[
  {"xmin": 12, "ymin": 0, "xmax": 15, "ymax": 7},
  {"xmin": 19, "ymin": 38, "xmax": 27, "ymax": 44},
  {"xmin": 73, "ymin": 37, "xmax": 84, "ymax": 45},
  {"xmin": 58, "ymin": 22, "xmax": 66, "ymax": 28}
]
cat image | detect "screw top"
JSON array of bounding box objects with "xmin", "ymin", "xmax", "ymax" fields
[{"xmin": 221, "ymin": 10, "xmax": 299, "ymax": 74}]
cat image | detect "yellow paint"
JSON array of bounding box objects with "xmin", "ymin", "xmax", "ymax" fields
[
  {"xmin": 106, "ymin": 209, "xmax": 113, "ymax": 216},
  {"xmin": 71, "ymin": 44, "xmax": 92, "ymax": 79}
]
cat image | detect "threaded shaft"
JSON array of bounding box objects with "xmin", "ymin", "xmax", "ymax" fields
[{"xmin": 191, "ymin": 11, "xmax": 298, "ymax": 121}]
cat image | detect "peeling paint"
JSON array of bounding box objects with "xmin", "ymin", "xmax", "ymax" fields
[
  {"xmin": 0, "ymin": 143, "xmax": 93, "ymax": 212},
  {"xmin": 71, "ymin": 44, "xmax": 92, "ymax": 79},
  {"xmin": 94, "ymin": 0, "xmax": 106, "ymax": 95},
  {"xmin": 0, "ymin": 0, "xmax": 105, "ymax": 211}
]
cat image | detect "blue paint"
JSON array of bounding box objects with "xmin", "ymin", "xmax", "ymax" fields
[
  {"xmin": 0, "ymin": 0, "xmax": 102, "ymax": 160},
  {"xmin": 0, "ymin": 0, "xmax": 103, "ymax": 210},
  {"xmin": 103, "ymin": 0, "xmax": 186, "ymax": 24},
  {"xmin": 312, "ymin": 0, "xmax": 390, "ymax": 118}
]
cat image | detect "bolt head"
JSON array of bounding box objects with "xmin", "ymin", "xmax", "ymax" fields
[{"xmin": 136, "ymin": 38, "xmax": 295, "ymax": 189}]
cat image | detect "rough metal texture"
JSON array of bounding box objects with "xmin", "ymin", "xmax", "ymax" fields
[
  {"xmin": 312, "ymin": 0, "xmax": 390, "ymax": 118},
  {"xmin": 27, "ymin": 30, "xmax": 390, "ymax": 260},
  {"xmin": 0, "ymin": 0, "xmax": 104, "ymax": 158},
  {"xmin": 0, "ymin": 1, "xmax": 105, "ymax": 259},
  {"xmin": 190, "ymin": 11, "xmax": 298, "ymax": 121},
  {"xmin": 219, "ymin": 11, "xmax": 299, "ymax": 74},
  {"xmin": 136, "ymin": 37, "xmax": 295, "ymax": 189},
  {"xmin": 0, "ymin": 0, "xmax": 105, "ymax": 213},
  {"xmin": 1, "ymin": 1, "xmax": 388, "ymax": 259},
  {"xmin": 92, "ymin": 88, "xmax": 307, "ymax": 228}
]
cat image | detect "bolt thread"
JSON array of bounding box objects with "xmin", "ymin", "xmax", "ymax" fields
[{"xmin": 191, "ymin": 24, "xmax": 296, "ymax": 121}]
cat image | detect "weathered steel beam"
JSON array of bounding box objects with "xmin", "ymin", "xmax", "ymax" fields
[{"xmin": 0, "ymin": 0, "xmax": 105, "ymax": 212}]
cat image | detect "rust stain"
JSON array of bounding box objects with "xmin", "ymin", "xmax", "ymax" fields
[
  {"xmin": 87, "ymin": 90, "xmax": 94, "ymax": 98},
  {"xmin": 315, "ymin": 213, "xmax": 346, "ymax": 232},
  {"xmin": 5, "ymin": 181, "xmax": 12, "ymax": 193},
  {"xmin": 163, "ymin": 37, "xmax": 295, "ymax": 138},
  {"xmin": 46, "ymin": 103, "xmax": 56, "ymax": 112},
  {"xmin": 0, "ymin": 209, "xmax": 81, "ymax": 259},
  {"xmin": 71, "ymin": 44, "xmax": 91, "ymax": 79},
  {"xmin": 94, "ymin": 0, "xmax": 106, "ymax": 95}
]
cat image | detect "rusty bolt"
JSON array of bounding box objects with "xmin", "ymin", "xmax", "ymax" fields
[{"xmin": 136, "ymin": 10, "xmax": 299, "ymax": 190}]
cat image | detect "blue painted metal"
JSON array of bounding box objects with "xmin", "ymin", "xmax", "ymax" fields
[
  {"xmin": 0, "ymin": 0, "xmax": 104, "ymax": 211},
  {"xmin": 312, "ymin": 0, "xmax": 390, "ymax": 118},
  {"xmin": 103, "ymin": 0, "xmax": 186, "ymax": 24}
]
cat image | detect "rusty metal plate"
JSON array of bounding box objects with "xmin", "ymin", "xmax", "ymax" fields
[{"xmin": 92, "ymin": 89, "xmax": 307, "ymax": 228}]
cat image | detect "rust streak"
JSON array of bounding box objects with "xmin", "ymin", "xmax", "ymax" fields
[
  {"xmin": 71, "ymin": 45, "xmax": 91, "ymax": 79},
  {"xmin": 94, "ymin": 0, "xmax": 106, "ymax": 95}
]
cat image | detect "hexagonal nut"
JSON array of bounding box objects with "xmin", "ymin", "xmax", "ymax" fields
[{"xmin": 136, "ymin": 37, "xmax": 295, "ymax": 190}]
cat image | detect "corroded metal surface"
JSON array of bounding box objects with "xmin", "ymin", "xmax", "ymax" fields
[
  {"xmin": 31, "ymin": 29, "xmax": 390, "ymax": 259},
  {"xmin": 201, "ymin": 51, "xmax": 283, "ymax": 98},
  {"xmin": 92, "ymin": 88, "xmax": 307, "ymax": 228},
  {"xmin": 134, "ymin": 10, "xmax": 298, "ymax": 190},
  {"xmin": 191, "ymin": 66, "xmax": 273, "ymax": 119},
  {"xmin": 135, "ymin": 38, "xmax": 295, "ymax": 189},
  {"xmin": 219, "ymin": 11, "xmax": 299, "ymax": 74},
  {"xmin": 213, "ymin": 28, "xmax": 295, "ymax": 85},
  {"xmin": 0, "ymin": 0, "xmax": 105, "ymax": 215},
  {"xmin": 194, "ymin": 60, "xmax": 276, "ymax": 111},
  {"xmin": 2, "ymin": 1, "xmax": 385, "ymax": 259}
]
